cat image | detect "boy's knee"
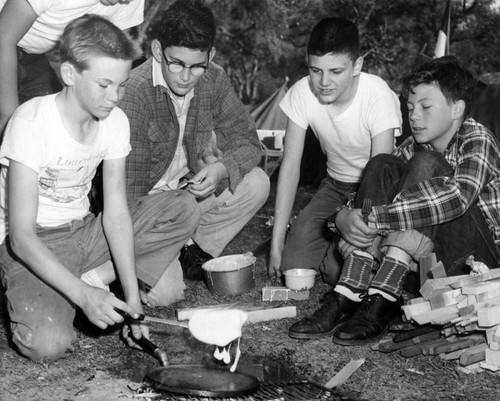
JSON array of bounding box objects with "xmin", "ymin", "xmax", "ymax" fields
[
  {"xmin": 407, "ymin": 150, "xmax": 450, "ymax": 176},
  {"xmin": 153, "ymin": 191, "xmax": 201, "ymax": 232},
  {"xmin": 243, "ymin": 167, "xmax": 270, "ymax": 206},
  {"xmin": 12, "ymin": 322, "xmax": 75, "ymax": 362}
]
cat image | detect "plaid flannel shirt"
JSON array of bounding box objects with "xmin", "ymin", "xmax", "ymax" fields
[
  {"xmin": 372, "ymin": 118, "xmax": 500, "ymax": 249},
  {"xmin": 119, "ymin": 57, "xmax": 261, "ymax": 200}
]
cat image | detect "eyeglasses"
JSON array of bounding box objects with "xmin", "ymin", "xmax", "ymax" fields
[{"xmin": 161, "ymin": 52, "xmax": 208, "ymax": 77}]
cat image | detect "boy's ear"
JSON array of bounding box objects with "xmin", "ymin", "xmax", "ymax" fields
[
  {"xmin": 452, "ymin": 99, "xmax": 466, "ymax": 120},
  {"xmin": 59, "ymin": 61, "xmax": 77, "ymax": 87},
  {"xmin": 353, "ymin": 56, "xmax": 363, "ymax": 76},
  {"xmin": 208, "ymin": 47, "xmax": 216, "ymax": 63},
  {"xmin": 151, "ymin": 39, "xmax": 163, "ymax": 63}
]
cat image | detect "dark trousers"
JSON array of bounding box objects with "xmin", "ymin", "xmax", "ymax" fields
[{"xmin": 358, "ymin": 151, "xmax": 499, "ymax": 276}]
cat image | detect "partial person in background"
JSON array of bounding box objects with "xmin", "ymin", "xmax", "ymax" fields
[
  {"xmin": 119, "ymin": 0, "xmax": 269, "ymax": 306},
  {"xmin": 268, "ymin": 17, "xmax": 401, "ymax": 308},
  {"xmin": 0, "ymin": 0, "xmax": 145, "ymax": 137},
  {"xmin": 0, "ymin": 15, "xmax": 147, "ymax": 362}
]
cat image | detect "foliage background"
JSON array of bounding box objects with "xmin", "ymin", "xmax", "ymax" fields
[{"xmin": 130, "ymin": 0, "xmax": 500, "ymax": 104}]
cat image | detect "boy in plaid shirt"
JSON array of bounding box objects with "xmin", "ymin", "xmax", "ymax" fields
[{"xmin": 290, "ymin": 56, "xmax": 500, "ymax": 345}]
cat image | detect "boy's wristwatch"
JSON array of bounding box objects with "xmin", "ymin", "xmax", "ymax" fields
[{"xmin": 327, "ymin": 205, "xmax": 349, "ymax": 233}]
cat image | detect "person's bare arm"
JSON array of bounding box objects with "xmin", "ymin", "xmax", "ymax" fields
[
  {"xmin": 101, "ymin": 157, "xmax": 148, "ymax": 343},
  {"xmin": 268, "ymin": 119, "xmax": 306, "ymax": 279},
  {"xmin": 335, "ymin": 128, "xmax": 397, "ymax": 246},
  {"xmin": 7, "ymin": 161, "xmax": 134, "ymax": 329},
  {"xmin": 0, "ymin": 0, "xmax": 38, "ymax": 136},
  {"xmin": 371, "ymin": 128, "xmax": 396, "ymax": 157}
]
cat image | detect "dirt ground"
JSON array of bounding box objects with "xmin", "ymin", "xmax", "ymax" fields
[{"xmin": 1, "ymin": 183, "xmax": 500, "ymax": 401}]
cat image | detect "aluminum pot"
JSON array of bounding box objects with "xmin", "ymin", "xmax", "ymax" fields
[{"xmin": 202, "ymin": 253, "xmax": 256, "ymax": 296}]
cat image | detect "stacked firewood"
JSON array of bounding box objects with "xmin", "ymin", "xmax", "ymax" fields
[{"xmin": 376, "ymin": 255, "xmax": 500, "ymax": 374}]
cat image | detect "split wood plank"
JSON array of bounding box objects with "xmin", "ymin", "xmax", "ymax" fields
[
  {"xmin": 458, "ymin": 295, "xmax": 500, "ymax": 317},
  {"xmin": 461, "ymin": 281, "xmax": 500, "ymax": 295},
  {"xmin": 324, "ymin": 359, "xmax": 365, "ymax": 389},
  {"xmin": 419, "ymin": 253, "xmax": 437, "ymax": 287},
  {"xmin": 176, "ymin": 303, "xmax": 297, "ymax": 323},
  {"xmin": 429, "ymin": 289, "xmax": 464, "ymax": 309},
  {"xmin": 419, "ymin": 274, "xmax": 469, "ymax": 300},
  {"xmin": 378, "ymin": 331, "xmax": 441, "ymax": 353},
  {"xmin": 412, "ymin": 305, "xmax": 459, "ymax": 325},
  {"xmin": 431, "ymin": 335, "xmax": 485, "ymax": 355},
  {"xmin": 478, "ymin": 304, "xmax": 500, "ymax": 327},
  {"xmin": 459, "ymin": 342, "xmax": 488, "ymax": 366},
  {"xmin": 450, "ymin": 269, "xmax": 500, "ymax": 289},
  {"xmin": 399, "ymin": 338, "xmax": 448, "ymax": 358},
  {"xmin": 485, "ymin": 348, "xmax": 500, "ymax": 366},
  {"xmin": 430, "ymin": 261, "xmax": 447, "ymax": 279},
  {"xmin": 401, "ymin": 301, "xmax": 431, "ymax": 321},
  {"xmin": 440, "ymin": 348, "xmax": 467, "ymax": 361}
]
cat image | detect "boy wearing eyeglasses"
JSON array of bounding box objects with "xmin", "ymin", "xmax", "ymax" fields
[{"xmin": 119, "ymin": 0, "xmax": 269, "ymax": 305}]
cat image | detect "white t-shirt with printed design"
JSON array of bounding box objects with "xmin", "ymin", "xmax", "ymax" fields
[
  {"xmin": 279, "ymin": 72, "xmax": 402, "ymax": 183},
  {"xmin": 0, "ymin": 0, "xmax": 144, "ymax": 54},
  {"xmin": 0, "ymin": 94, "xmax": 131, "ymax": 243}
]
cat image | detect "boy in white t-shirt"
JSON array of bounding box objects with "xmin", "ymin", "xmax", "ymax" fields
[
  {"xmin": 0, "ymin": 0, "xmax": 145, "ymax": 136},
  {"xmin": 0, "ymin": 15, "xmax": 147, "ymax": 362},
  {"xmin": 267, "ymin": 18, "xmax": 401, "ymax": 338}
]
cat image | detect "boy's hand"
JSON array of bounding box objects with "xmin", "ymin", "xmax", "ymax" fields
[
  {"xmin": 122, "ymin": 320, "xmax": 150, "ymax": 350},
  {"xmin": 268, "ymin": 245, "xmax": 284, "ymax": 281},
  {"xmin": 79, "ymin": 286, "xmax": 138, "ymax": 330},
  {"xmin": 186, "ymin": 162, "xmax": 228, "ymax": 199},
  {"xmin": 336, "ymin": 208, "xmax": 378, "ymax": 248}
]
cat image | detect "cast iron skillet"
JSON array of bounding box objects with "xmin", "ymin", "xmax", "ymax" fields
[{"xmin": 135, "ymin": 336, "xmax": 260, "ymax": 397}]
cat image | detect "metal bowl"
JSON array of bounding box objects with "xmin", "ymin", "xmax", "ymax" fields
[
  {"xmin": 202, "ymin": 253, "xmax": 256, "ymax": 296},
  {"xmin": 283, "ymin": 268, "xmax": 316, "ymax": 291}
]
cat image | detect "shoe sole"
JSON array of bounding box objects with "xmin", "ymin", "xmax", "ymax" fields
[
  {"xmin": 331, "ymin": 319, "xmax": 395, "ymax": 346},
  {"xmin": 288, "ymin": 329, "xmax": 336, "ymax": 340}
]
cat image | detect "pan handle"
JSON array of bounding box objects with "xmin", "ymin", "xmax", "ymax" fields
[{"xmin": 135, "ymin": 336, "xmax": 169, "ymax": 367}]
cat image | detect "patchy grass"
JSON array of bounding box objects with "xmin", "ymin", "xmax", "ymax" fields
[{"xmin": 1, "ymin": 182, "xmax": 500, "ymax": 400}]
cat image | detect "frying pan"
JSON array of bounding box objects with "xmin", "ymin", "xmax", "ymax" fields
[{"xmin": 135, "ymin": 336, "xmax": 260, "ymax": 397}]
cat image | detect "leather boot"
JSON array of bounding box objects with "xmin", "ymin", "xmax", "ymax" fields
[
  {"xmin": 179, "ymin": 243, "xmax": 213, "ymax": 281},
  {"xmin": 289, "ymin": 292, "xmax": 361, "ymax": 339},
  {"xmin": 332, "ymin": 293, "xmax": 402, "ymax": 346}
]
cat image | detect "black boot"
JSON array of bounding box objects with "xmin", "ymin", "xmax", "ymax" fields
[
  {"xmin": 179, "ymin": 243, "xmax": 213, "ymax": 281},
  {"xmin": 332, "ymin": 293, "xmax": 402, "ymax": 346},
  {"xmin": 289, "ymin": 292, "xmax": 361, "ymax": 339}
]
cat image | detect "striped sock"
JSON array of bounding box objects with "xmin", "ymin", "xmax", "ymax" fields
[
  {"xmin": 369, "ymin": 256, "xmax": 410, "ymax": 299},
  {"xmin": 336, "ymin": 251, "xmax": 375, "ymax": 294}
]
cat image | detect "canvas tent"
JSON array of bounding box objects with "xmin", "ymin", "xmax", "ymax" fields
[{"xmin": 251, "ymin": 82, "xmax": 288, "ymax": 175}]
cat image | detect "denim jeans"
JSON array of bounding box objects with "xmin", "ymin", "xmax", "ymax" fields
[
  {"xmin": 0, "ymin": 190, "xmax": 199, "ymax": 361},
  {"xmin": 359, "ymin": 151, "xmax": 499, "ymax": 276},
  {"xmin": 281, "ymin": 175, "xmax": 359, "ymax": 284}
]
